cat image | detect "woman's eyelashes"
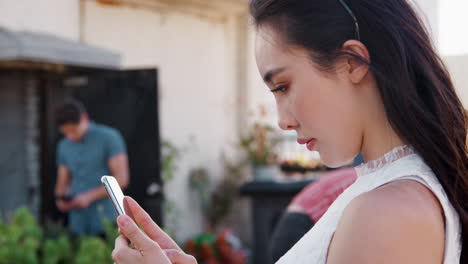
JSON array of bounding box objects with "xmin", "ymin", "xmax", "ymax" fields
[{"xmin": 271, "ymin": 84, "xmax": 289, "ymax": 94}]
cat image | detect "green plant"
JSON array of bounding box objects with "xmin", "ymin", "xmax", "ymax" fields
[
  {"xmin": 161, "ymin": 140, "xmax": 182, "ymax": 182},
  {"xmin": 42, "ymin": 235, "xmax": 72, "ymax": 264},
  {"xmin": 0, "ymin": 207, "xmax": 121, "ymax": 264},
  {"xmin": 189, "ymin": 156, "xmax": 246, "ymax": 230},
  {"xmin": 239, "ymin": 123, "xmax": 281, "ymax": 166},
  {"xmin": 71, "ymin": 219, "xmax": 120, "ymax": 264},
  {"xmin": 161, "ymin": 139, "xmax": 184, "ymax": 241},
  {"xmin": 0, "ymin": 206, "xmax": 43, "ymax": 264},
  {"xmin": 102, "ymin": 219, "xmax": 120, "ymax": 250},
  {"xmin": 74, "ymin": 236, "xmax": 112, "ymax": 264},
  {"xmin": 162, "ymin": 199, "xmax": 181, "ymax": 241}
]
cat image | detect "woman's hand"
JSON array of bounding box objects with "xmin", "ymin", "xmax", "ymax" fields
[{"xmin": 112, "ymin": 196, "xmax": 197, "ymax": 264}]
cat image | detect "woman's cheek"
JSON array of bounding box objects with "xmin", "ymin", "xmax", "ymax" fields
[
  {"xmin": 293, "ymin": 89, "xmax": 320, "ymax": 128},
  {"xmin": 290, "ymin": 90, "xmax": 308, "ymax": 122}
]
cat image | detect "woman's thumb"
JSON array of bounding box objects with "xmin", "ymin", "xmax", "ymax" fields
[{"xmin": 164, "ymin": 249, "xmax": 197, "ymax": 263}]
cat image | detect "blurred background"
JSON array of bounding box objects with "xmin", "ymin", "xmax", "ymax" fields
[{"xmin": 0, "ymin": 0, "xmax": 466, "ymax": 263}]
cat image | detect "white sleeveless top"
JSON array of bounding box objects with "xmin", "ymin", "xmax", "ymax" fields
[{"xmin": 276, "ymin": 145, "xmax": 462, "ymax": 264}]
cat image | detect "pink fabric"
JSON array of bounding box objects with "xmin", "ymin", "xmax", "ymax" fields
[{"xmin": 291, "ymin": 167, "xmax": 357, "ymax": 222}]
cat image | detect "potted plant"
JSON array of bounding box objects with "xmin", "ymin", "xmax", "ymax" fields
[
  {"xmin": 239, "ymin": 123, "xmax": 281, "ymax": 181},
  {"xmin": 187, "ymin": 160, "xmax": 248, "ymax": 264}
]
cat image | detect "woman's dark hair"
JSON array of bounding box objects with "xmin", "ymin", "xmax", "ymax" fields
[
  {"xmin": 55, "ymin": 99, "xmax": 87, "ymax": 126},
  {"xmin": 250, "ymin": 0, "xmax": 468, "ymax": 260}
]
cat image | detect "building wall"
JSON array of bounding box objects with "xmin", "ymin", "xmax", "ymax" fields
[
  {"xmin": 81, "ymin": 1, "xmax": 248, "ymax": 242},
  {"xmin": 0, "ymin": 0, "xmax": 79, "ymax": 40},
  {"xmin": 437, "ymin": 0, "xmax": 468, "ymax": 107},
  {"xmin": 246, "ymin": 28, "xmax": 278, "ymax": 128},
  {"xmin": 413, "ymin": 0, "xmax": 468, "ymax": 107},
  {"xmin": 410, "ymin": 0, "xmax": 439, "ymax": 46},
  {"xmin": 438, "ymin": 0, "xmax": 468, "ymax": 56},
  {"xmin": 0, "ymin": 72, "xmax": 40, "ymax": 219},
  {"xmin": 445, "ymin": 55, "xmax": 468, "ymax": 107}
]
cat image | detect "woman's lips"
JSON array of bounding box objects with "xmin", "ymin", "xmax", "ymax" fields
[
  {"xmin": 297, "ymin": 138, "xmax": 317, "ymax": 151},
  {"xmin": 306, "ymin": 139, "xmax": 316, "ymax": 151}
]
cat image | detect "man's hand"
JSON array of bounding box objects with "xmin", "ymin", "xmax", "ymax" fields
[
  {"xmin": 55, "ymin": 165, "xmax": 72, "ymax": 212},
  {"xmin": 71, "ymin": 191, "xmax": 94, "ymax": 209},
  {"xmin": 56, "ymin": 200, "xmax": 74, "ymax": 213}
]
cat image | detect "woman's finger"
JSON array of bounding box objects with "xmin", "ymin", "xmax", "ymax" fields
[
  {"xmin": 124, "ymin": 196, "xmax": 182, "ymax": 251},
  {"xmin": 114, "ymin": 235, "xmax": 130, "ymax": 250},
  {"xmin": 113, "ymin": 229, "xmax": 173, "ymax": 264},
  {"xmin": 164, "ymin": 249, "xmax": 197, "ymax": 264},
  {"xmin": 112, "ymin": 248, "xmax": 140, "ymax": 264},
  {"xmin": 117, "ymin": 214, "xmax": 155, "ymax": 251},
  {"xmin": 112, "ymin": 236, "xmax": 141, "ymax": 264}
]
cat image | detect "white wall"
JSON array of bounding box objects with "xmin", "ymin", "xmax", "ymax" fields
[
  {"xmin": 82, "ymin": 1, "xmax": 243, "ymax": 242},
  {"xmin": 246, "ymin": 28, "xmax": 278, "ymax": 127},
  {"xmin": 437, "ymin": 1, "xmax": 468, "ymax": 56},
  {"xmin": 0, "ymin": 0, "xmax": 79, "ymax": 40},
  {"xmin": 437, "ymin": 0, "xmax": 468, "ymax": 107},
  {"xmin": 411, "ymin": 0, "xmax": 439, "ymax": 46},
  {"xmin": 444, "ymin": 55, "xmax": 468, "ymax": 107},
  {"xmin": 412, "ymin": 0, "xmax": 468, "ymax": 107}
]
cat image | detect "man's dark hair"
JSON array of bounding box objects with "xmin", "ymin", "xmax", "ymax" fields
[{"xmin": 55, "ymin": 99, "xmax": 87, "ymax": 126}]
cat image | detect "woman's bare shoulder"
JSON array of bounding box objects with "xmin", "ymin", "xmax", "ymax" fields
[{"xmin": 326, "ymin": 179, "xmax": 445, "ymax": 264}]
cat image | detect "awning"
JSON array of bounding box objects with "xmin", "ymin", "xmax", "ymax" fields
[{"xmin": 0, "ymin": 27, "xmax": 121, "ymax": 69}]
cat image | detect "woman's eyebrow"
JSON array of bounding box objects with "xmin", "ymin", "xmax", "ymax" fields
[{"xmin": 263, "ymin": 67, "xmax": 286, "ymax": 84}]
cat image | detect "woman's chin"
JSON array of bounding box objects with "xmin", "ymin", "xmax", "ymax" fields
[{"xmin": 322, "ymin": 160, "xmax": 346, "ymax": 169}]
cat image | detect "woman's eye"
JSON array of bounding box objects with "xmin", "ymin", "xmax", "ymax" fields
[{"xmin": 271, "ymin": 84, "xmax": 288, "ymax": 94}]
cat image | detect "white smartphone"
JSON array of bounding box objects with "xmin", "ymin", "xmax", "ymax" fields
[{"xmin": 101, "ymin": 175, "xmax": 126, "ymax": 216}]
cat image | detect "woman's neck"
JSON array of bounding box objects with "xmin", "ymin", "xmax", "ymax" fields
[{"xmin": 360, "ymin": 111, "xmax": 406, "ymax": 162}]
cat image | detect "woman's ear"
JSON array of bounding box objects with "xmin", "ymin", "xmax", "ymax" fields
[{"xmin": 342, "ymin": 40, "xmax": 371, "ymax": 84}]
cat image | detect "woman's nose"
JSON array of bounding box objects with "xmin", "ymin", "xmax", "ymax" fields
[
  {"xmin": 277, "ymin": 101, "xmax": 299, "ymax": 130},
  {"xmin": 278, "ymin": 114, "xmax": 298, "ymax": 131}
]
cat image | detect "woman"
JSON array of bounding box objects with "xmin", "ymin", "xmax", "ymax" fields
[{"xmin": 112, "ymin": 0, "xmax": 468, "ymax": 263}]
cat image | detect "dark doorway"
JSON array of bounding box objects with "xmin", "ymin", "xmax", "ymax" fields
[{"xmin": 39, "ymin": 69, "xmax": 163, "ymax": 226}]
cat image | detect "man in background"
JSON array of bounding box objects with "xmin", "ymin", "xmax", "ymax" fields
[{"xmin": 54, "ymin": 99, "xmax": 129, "ymax": 236}]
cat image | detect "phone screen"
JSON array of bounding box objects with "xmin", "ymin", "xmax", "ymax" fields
[{"xmin": 101, "ymin": 175, "xmax": 126, "ymax": 216}]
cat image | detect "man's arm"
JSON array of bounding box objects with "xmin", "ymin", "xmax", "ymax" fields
[
  {"xmin": 87, "ymin": 153, "xmax": 129, "ymax": 201},
  {"xmin": 55, "ymin": 165, "xmax": 74, "ymax": 212},
  {"xmin": 72, "ymin": 129, "xmax": 129, "ymax": 209},
  {"xmin": 55, "ymin": 165, "xmax": 71, "ymax": 197},
  {"xmin": 108, "ymin": 153, "xmax": 130, "ymax": 189},
  {"xmin": 73, "ymin": 153, "xmax": 130, "ymax": 208}
]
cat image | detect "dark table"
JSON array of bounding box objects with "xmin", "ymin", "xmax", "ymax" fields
[{"xmin": 239, "ymin": 179, "xmax": 315, "ymax": 264}]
